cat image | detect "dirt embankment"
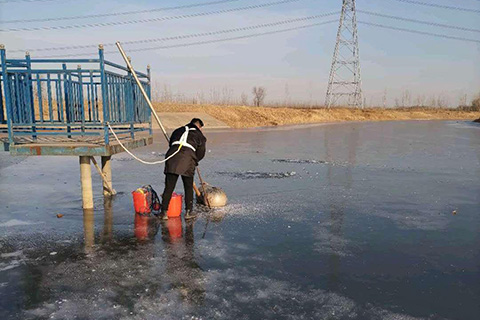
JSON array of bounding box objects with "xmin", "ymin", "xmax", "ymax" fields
[{"xmin": 154, "ymin": 103, "xmax": 479, "ymax": 128}]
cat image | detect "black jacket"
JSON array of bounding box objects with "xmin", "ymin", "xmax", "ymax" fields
[{"xmin": 164, "ymin": 123, "xmax": 207, "ymax": 177}]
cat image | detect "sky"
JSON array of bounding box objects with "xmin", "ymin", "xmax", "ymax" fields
[{"xmin": 1, "ymin": 0, "xmax": 479, "ymax": 107}]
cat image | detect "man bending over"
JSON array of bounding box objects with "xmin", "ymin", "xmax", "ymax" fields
[{"xmin": 161, "ymin": 118, "xmax": 206, "ymax": 220}]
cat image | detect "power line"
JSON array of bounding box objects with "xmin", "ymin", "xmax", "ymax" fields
[
  {"xmin": 35, "ymin": 20, "xmax": 339, "ymax": 58},
  {"xmin": 9, "ymin": 12, "xmax": 340, "ymax": 53},
  {"xmin": 0, "ymin": 0, "xmax": 300, "ymax": 32},
  {"xmin": 358, "ymin": 21, "xmax": 480, "ymax": 44},
  {"xmin": 35, "ymin": 19, "xmax": 480, "ymax": 59},
  {"xmin": 358, "ymin": 10, "xmax": 480, "ymax": 33},
  {"xmin": 390, "ymin": 0, "xmax": 480, "ymax": 14},
  {"xmin": 0, "ymin": 0, "xmax": 70, "ymax": 3},
  {"xmin": 0, "ymin": 0, "xmax": 242, "ymax": 24}
]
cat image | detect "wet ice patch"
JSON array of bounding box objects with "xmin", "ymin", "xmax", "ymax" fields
[
  {"xmin": 370, "ymin": 202, "xmax": 449, "ymax": 231},
  {"xmin": 213, "ymin": 202, "xmax": 283, "ymax": 221},
  {"xmin": 272, "ymin": 158, "xmax": 327, "ymax": 164},
  {"xmin": 151, "ymin": 152, "xmax": 166, "ymax": 157},
  {"xmin": 200, "ymin": 268, "xmax": 425, "ymax": 319},
  {"xmin": 0, "ymin": 219, "xmax": 42, "ymax": 227},
  {"xmin": 0, "ymin": 250, "xmax": 25, "ymax": 272},
  {"xmin": 113, "ymin": 157, "xmax": 134, "ymax": 162},
  {"xmin": 217, "ymin": 170, "xmax": 296, "ymax": 180},
  {"xmin": 1, "ymin": 250, "xmax": 23, "ymax": 258},
  {"xmin": 0, "ymin": 260, "xmax": 23, "ymax": 272}
]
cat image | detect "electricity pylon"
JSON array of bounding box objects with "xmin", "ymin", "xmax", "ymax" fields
[{"xmin": 325, "ymin": 0, "xmax": 363, "ymax": 108}]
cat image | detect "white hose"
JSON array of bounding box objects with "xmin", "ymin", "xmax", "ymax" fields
[{"xmin": 107, "ymin": 122, "xmax": 181, "ymax": 165}]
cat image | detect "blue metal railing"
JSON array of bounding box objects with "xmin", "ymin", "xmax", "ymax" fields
[{"xmin": 0, "ymin": 45, "xmax": 152, "ymax": 145}]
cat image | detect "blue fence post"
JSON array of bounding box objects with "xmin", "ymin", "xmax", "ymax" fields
[
  {"xmin": 77, "ymin": 65, "xmax": 86, "ymax": 134},
  {"xmin": 47, "ymin": 73, "xmax": 53, "ymax": 123},
  {"xmin": 0, "ymin": 74, "xmax": 3, "ymax": 124},
  {"xmin": 147, "ymin": 64, "xmax": 152, "ymax": 135},
  {"xmin": 25, "ymin": 51, "xmax": 37, "ymax": 141},
  {"xmin": 99, "ymin": 44, "xmax": 110, "ymax": 145},
  {"xmin": 62, "ymin": 63, "xmax": 72, "ymax": 138},
  {"xmin": 36, "ymin": 73, "xmax": 44, "ymax": 123},
  {"xmin": 0, "ymin": 73, "xmax": 4, "ymax": 124},
  {"xmin": 0, "ymin": 44, "xmax": 14, "ymax": 145}
]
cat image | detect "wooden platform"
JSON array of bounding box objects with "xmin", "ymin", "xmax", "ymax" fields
[{"xmin": 0, "ymin": 132, "xmax": 152, "ymax": 156}]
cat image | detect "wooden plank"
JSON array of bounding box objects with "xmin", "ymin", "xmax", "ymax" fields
[{"xmin": 9, "ymin": 135, "xmax": 152, "ymax": 156}]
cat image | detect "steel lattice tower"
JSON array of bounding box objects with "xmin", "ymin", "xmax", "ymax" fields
[{"xmin": 325, "ymin": 0, "xmax": 363, "ymax": 108}]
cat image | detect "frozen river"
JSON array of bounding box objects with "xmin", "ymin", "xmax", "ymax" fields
[{"xmin": 1, "ymin": 120, "xmax": 479, "ymax": 319}]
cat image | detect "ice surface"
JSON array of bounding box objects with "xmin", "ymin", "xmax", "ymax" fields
[{"xmin": 1, "ymin": 121, "xmax": 479, "ymax": 319}]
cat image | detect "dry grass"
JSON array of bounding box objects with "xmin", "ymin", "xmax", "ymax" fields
[{"xmin": 153, "ymin": 102, "xmax": 479, "ymax": 128}]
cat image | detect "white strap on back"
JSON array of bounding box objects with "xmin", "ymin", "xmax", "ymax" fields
[{"xmin": 171, "ymin": 126, "xmax": 196, "ymax": 151}]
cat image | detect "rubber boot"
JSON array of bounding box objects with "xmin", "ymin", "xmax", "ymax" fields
[
  {"xmin": 184, "ymin": 209, "xmax": 197, "ymax": 220},
  {"xmin": 161, "ymin": 209, "xmax": 168, "ymax": 220}
]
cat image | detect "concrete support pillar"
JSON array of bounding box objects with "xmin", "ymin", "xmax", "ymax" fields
[
  {"xmin": 79, "ymin": 156, "xmax": 94, "ymax": 209},
  {"xmin": 101, "ymin": 155, "xmax": 113, "ymax": 197}
]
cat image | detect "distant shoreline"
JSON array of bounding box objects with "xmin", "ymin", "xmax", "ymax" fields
[{"xmin": 154, "ymin": 103, "xmax": 479, "ymax": 129}]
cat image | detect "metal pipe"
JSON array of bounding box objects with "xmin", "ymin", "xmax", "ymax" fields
[
  {"xmin": 196, "ymin": 167, "xmax": 211, "ymax": 209},
  {"xmin": 115, "ymin": 42, "xmax": 169, "ymax": 142}
]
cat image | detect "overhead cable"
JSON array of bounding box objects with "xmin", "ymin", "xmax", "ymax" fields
[
  {"xmin": 35, "ymin": 20, "xmax": 339, "ymax": 58},
  {"xmin": 390, "ymin": 0, "xmax": 480, "ymax": 14},
  {"xmin": 0, "ymin": 0, "xmax": 241, "ymax": 24},
  {"xmin": 358, "ymin": 10, "xmax": 480, "ymax": 33},
  {"xmin": 0, "ymin": 0, "xmax": 300, "ymax": 32},
  {"xmin": 358, "ymin": 21, "xmax": 480, "ymax": 43},
  {"xmin": 35, "ymin": 19, "xmax": 480, "ymax": 59},
  {"xmin": 0, "ymin": 0, "xmax": 69, "ymax": 3},
  {"xmin": 9, "ymin": 12, "xmax": 340, "ymax": 53}
]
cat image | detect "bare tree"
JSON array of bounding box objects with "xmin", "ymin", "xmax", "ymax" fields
[
  {"xmin": 209, "ymin": 87, "xmax": 221, "ymax": 104},
  {"xmin": 459, "ymin": 93, "xmax": 468, "ymax": 107},
  {"xmin": 161, "ymin": 84, "xmax": 173, "ymax": 102},
  {"xmin": 401, "ymin": 89, "xmax": 411, "ymax": 107},
  {"xmin": 472, "ymin": 94, "xmax": 480, "ymax": 111},
  {"xmin": 196, "ymin": 91, "xmax": 205, "ymax": 105},
  {"xmin": 383, "ymin": 88, "xmax": 387, "ymax": 108},
  {"xmin": 436, "ymin": 94, "xmax": 449, "ymax": 108},
  {"xmin": 252, "ymin": 86, "xmax": 266, "ymax": 107},
  {"xmin": 240, "ymin": 92, "xmax": 248, "ymax": 106},
  {"xmin": 415, "ymin": 94, "xmax": 426, "ymax": 107},
  {"xmin": 221, "ymin": 86, "xmax": 234, "ymax": 105},
  {"xmin": 395, "ymin": 98, "xmax": 401, "ymax": 108}
]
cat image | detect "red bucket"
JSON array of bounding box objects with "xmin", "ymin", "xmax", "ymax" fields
[
  {"xmin": 132, "ymin": 188, "xmax": 151, "ymax": 215},
  {"xmin": 167, "ymin": 193, "xmax": 182, "ymax": 218}
]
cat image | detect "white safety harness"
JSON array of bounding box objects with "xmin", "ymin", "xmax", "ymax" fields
[
  {"xmin": 171, "ymin": 126, "xmax": 196, "ymax": 151},
  {"xmin": 107, "ymin": 123, "xmax": 197, "ymax": 165}
]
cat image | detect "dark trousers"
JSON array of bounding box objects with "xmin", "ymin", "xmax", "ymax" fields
[{"xmin": 162, "ymin": 173, "xmax": 194, "ymax": 212}]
